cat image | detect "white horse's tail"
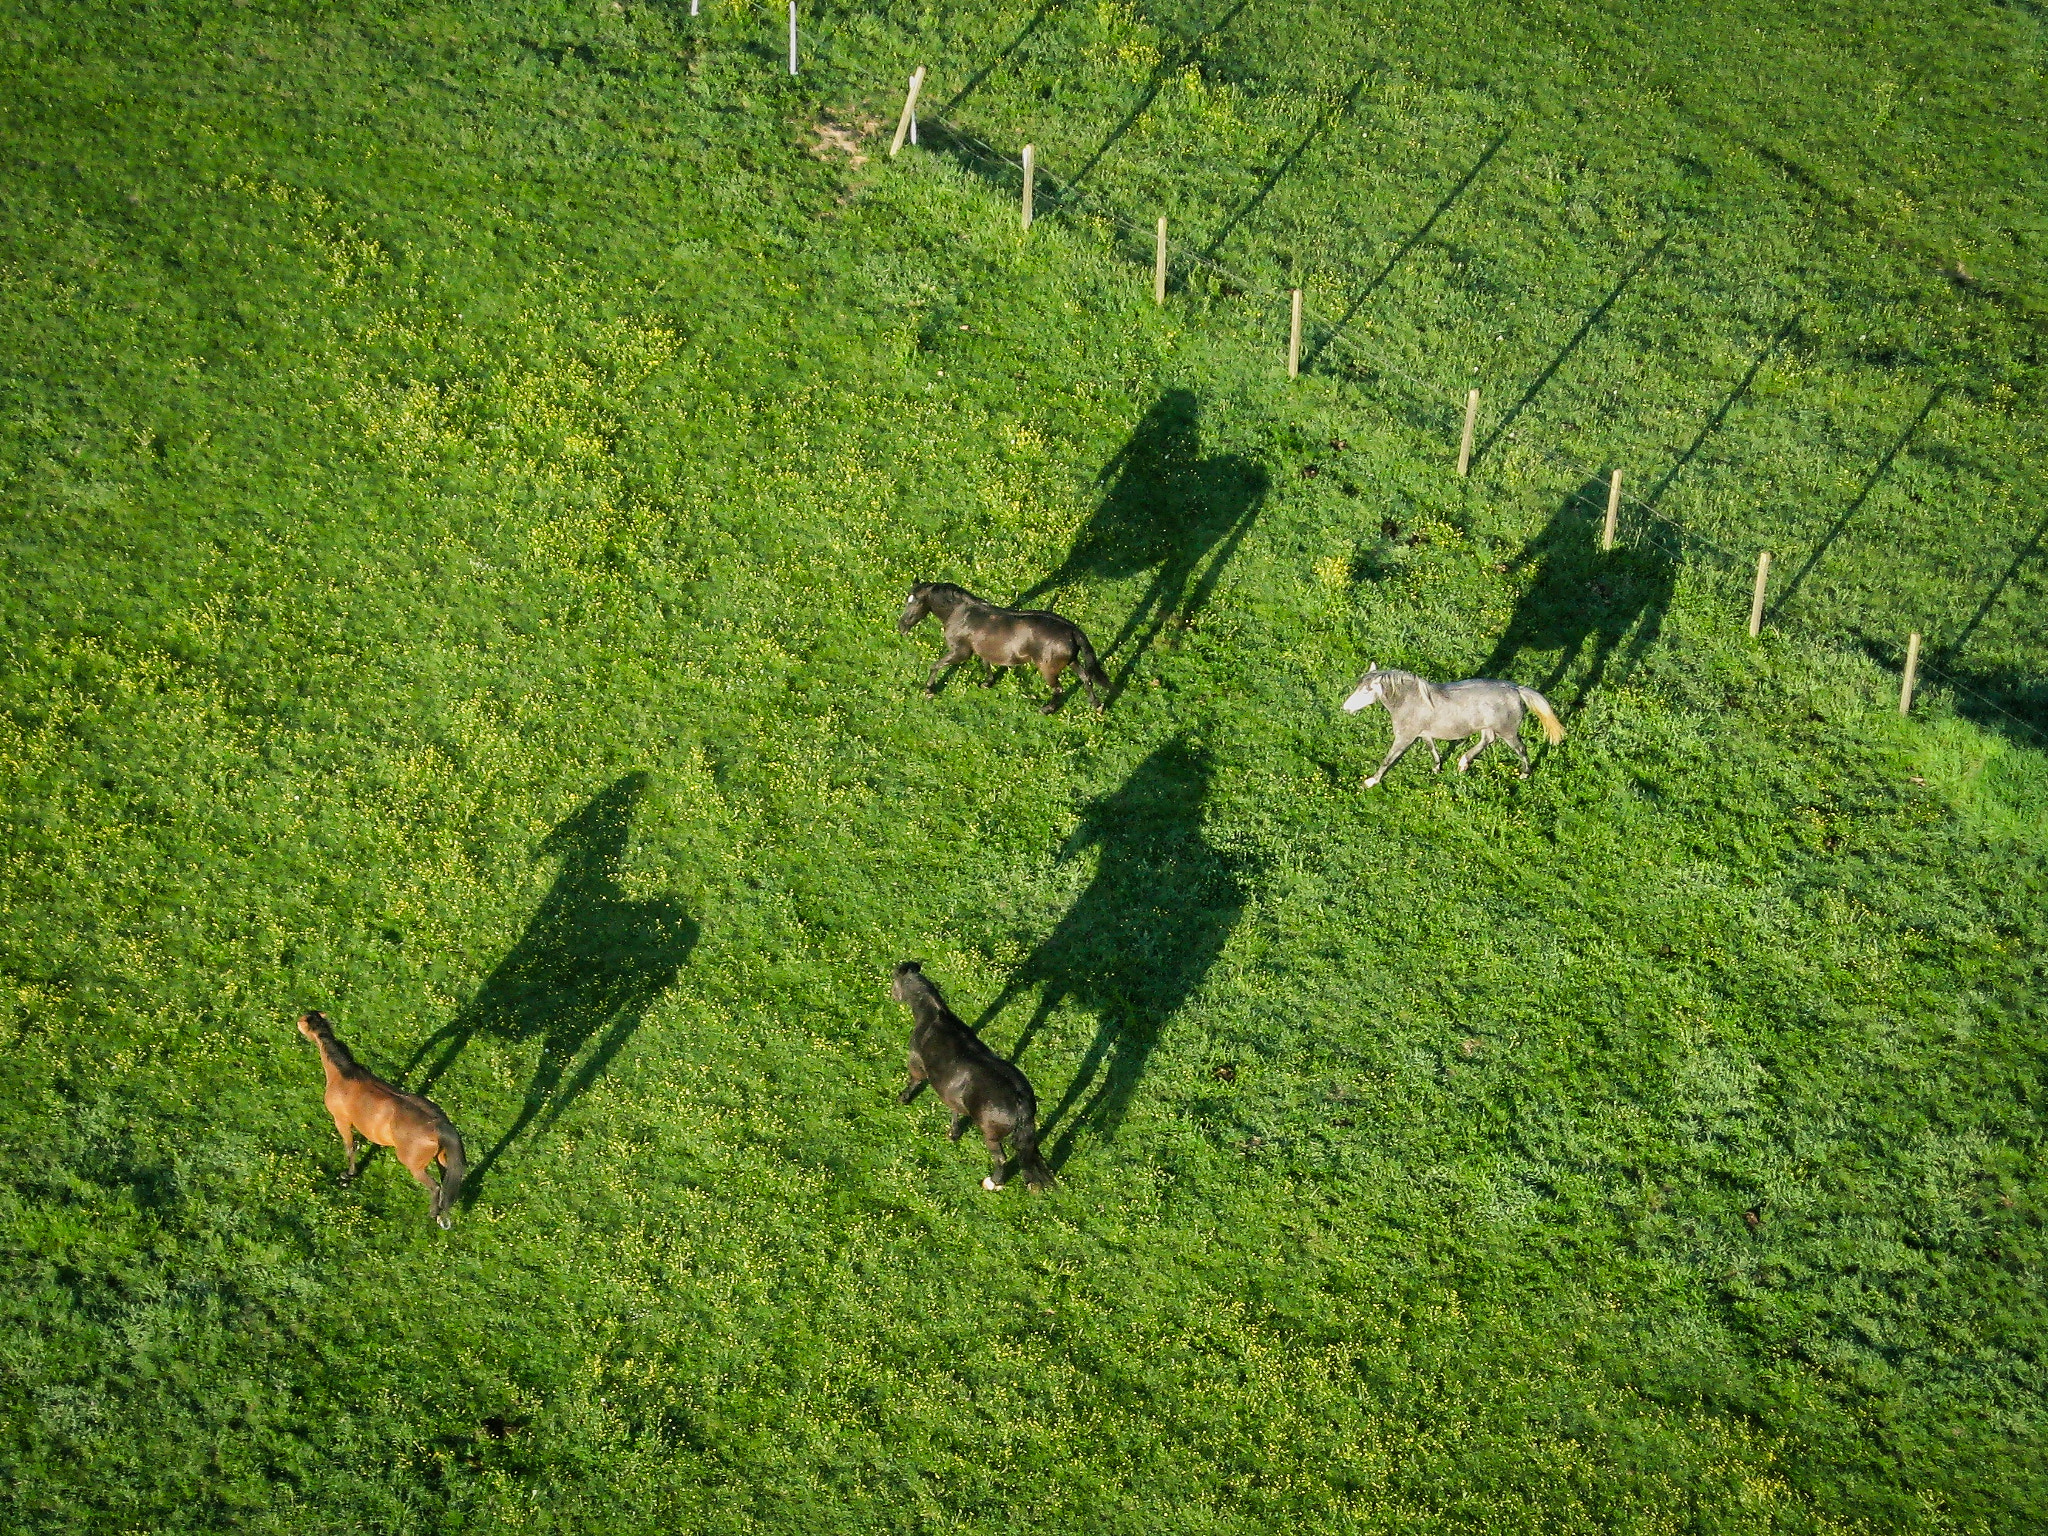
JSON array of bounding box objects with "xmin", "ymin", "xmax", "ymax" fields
[{"xmin": 1518, "ymin": 687, "xmax": 1565, "ymax": 745}]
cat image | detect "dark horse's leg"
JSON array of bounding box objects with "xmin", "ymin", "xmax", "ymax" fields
[
  {"xmin": 979, "ymin": 661, "xmax": 1006, "ymax": 688},
  {"xmin": 948, "ymin": 1110, "xmax": 969, "ymax": 1141},
  {"xmin": 981, "ymin": 1123, "xmax": 1009, "ymax": 1190},
  {"xmin": 925, "ymin": 642, "xmax": 972, "ymax": 695},
  {"xmin": 1036, "ymin": 658, "xmax": 1066, "ymax": 714}
]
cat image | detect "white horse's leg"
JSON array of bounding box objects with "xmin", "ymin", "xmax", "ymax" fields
[
  {"xmin": 1428, "ymin": 739, "xmax": 1445, "ymax": 773},
  {"xmin": 1364, "ymin": 732, "xmax": 1418, "ymax": 788},
  {"xmin": 1458, "ymin": 731, "xmax": 1493, "ymax": 772}
]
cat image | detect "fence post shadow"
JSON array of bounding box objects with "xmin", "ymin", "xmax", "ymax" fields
[
  {"xmin": 1470, "ymin": 232, "xmax": 1673, "ymax": 470},
  {"xmin": 1304, "ymin": 127, "xmax": 1509, "ymax": 371},
  {"xmin": 1199, "ymin": 74, "xmax": 1368, "ymax": 265},
  {"xmin": 1767, "ymin": 383, "xmax": 1947, "ymax": 624},
  {"xmin": 404, "ymin": 772, "xmax": 696, "ymax": 1205},
  {"xmin": 971, "ymin": 737, "xmax": 1249, "ymax": 1171}
]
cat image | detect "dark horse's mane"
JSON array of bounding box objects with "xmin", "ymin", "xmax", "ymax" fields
[{"xmin": 301, "ymin": 1010, "xmax": 367, "ymax": 1077}]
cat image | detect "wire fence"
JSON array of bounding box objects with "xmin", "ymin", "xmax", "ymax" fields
[
  {"xmin": 902, "ymin": 97, "xmax": 2047, "ymax": 751},
  {"xmin": 757, "ymin": 4, "xmax": 2045, "ymax": 749}
]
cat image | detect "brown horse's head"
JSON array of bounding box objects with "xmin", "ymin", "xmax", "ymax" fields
[
  {"xmin": 297, "ymin": 1010, "xmax": 330, "ymax": 1042},
  {"xmin": 898, "ymin": 584, "xmax": 934, "ymax": 633}
]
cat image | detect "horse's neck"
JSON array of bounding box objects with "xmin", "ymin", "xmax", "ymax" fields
[
  {"xmin": 313, "ymin": 1035, "xmax": 362, "ymax": 1085},
  {"xmin": 933, "ymin": 587, "xmax": 989, "ymax": 620}
]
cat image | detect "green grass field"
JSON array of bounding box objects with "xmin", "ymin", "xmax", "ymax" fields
[{"xmin": 3, "ymin": 1, "xmax": 2044, "ymax": 1530}]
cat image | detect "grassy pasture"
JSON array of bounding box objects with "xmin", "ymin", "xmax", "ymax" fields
[{"xmin": 1, "ymin": 0, "xmax": 2044, "ymax": 1531}]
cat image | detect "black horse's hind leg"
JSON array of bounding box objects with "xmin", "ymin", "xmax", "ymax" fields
[
  {"xmin": 981, "ymin": 1125, "xmax": 1009, "ymax": 1191},
  {"xmin": 948, "ymin": 1111, "xmax": 969, "ymax": 1142}
]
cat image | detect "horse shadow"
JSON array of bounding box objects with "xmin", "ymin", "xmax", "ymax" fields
[
  {"xmin": 1017, "ymin": 389, "xmax": 1267, "ymax": 702},
  {"xmin": 407, "ymin": 772, "xmax": 696, "ymax": 1201},
  {"xmin": 1478, "ymin": 476, "xmax": 1678, "ymax": 711},
  {"xmin": 975, "ymin": 738, "xmax": 1249, "ymax": 1169}
]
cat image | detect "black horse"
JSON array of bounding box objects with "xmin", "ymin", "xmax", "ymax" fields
[
  {"xmin": 899, "ymin": 582, "xmax": 1108, "ymax": 713},
  {"xmin": 892, "ymin": 962, "xmax": 1053, "ymax": 1192}
]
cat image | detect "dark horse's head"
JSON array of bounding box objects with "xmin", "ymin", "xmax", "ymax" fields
[
  {"xmin": 891, "ymin": 959, "xmax": 931, "ymax": 1004},
  {"xmin": 898, "ymin": 582, "xmax": 968, "ymax": 633}
]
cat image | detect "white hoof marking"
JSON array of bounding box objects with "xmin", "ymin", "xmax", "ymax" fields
[{"xmin": 981, "ymin": 1177, "xmax": 999, "ymax": 1191}]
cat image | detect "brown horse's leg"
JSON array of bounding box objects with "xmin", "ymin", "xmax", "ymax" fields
[
  {"xmin": 331, "ymin": 1113, "xmax": 358, "ymax": 1181},
  {"xmin": 980, "ymin": 1124, "xmax": 1009, "ymax": 1190},
  {"xmin": 979, "ymin": 661, "xmax": 1006, "ymax": 688},
  {"xmin": 400, "ymin": 1138, "xmax": 442, "ymax": 1220}
]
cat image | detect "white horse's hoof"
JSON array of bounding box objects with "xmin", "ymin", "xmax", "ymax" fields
[
  {"xmin": 437, "ymin": 1215, "xmax": 453, "ymax": 1230},
  {"xmin": 981, "ymin": 1176, "xmax": 999, "ymax": 1191},
  {"xmin": 1362, "ymin": 776, "xmax": 1380, "ymax": 789}
]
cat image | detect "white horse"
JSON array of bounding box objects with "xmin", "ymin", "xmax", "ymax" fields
[{"xmin": 1343, "ymin": 664, "xmax": 1564, "ymax": 787}]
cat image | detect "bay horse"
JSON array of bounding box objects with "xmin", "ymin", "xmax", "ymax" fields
[
  {"xmin": 892, "ymin": 962, "xmax": 1053, "ymax": 1191},
  {"xmin": 1342, "ymin": 664, "xmax": 1565, "ymax": 787},
  {"xmin": 298, "ymin": 1011, "xmax": 466, "ymax": 1228},
  {"xmin": 898, "ymin": 582, "xmax": 1108, "ymax": 713}
]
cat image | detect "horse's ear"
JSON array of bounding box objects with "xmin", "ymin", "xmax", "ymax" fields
[{"xmin": 1370, "ymin": 660, "xmax": 1378, "ymax": 674}]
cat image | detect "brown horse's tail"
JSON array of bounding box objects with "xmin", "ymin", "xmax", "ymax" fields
[
  {"xmin": 1518, "ymin": 686, "xmax": 1566, "ymax": 745},
  {"xmin": 433, "ymin": 1119, "xmax": 466, "ymax": 1228},
  {"xmin": 1013, "ymin": 1120, "xmax": 1055, "ymax": 1190}
]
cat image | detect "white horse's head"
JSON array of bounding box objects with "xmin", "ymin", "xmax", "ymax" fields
[{"xmin": 1342, "ymin": 664, "xmax": 1383, "ymax": 714}]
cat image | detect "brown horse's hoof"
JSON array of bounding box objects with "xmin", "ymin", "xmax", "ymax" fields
[
  {"xmin": 1039, "ymin": 700, "xmax": 1060, "ymax": 715},
  {"xmin": 437, "ymin": 1214, "xmax": 454, "ymax": 1230},
  {"xmin": 922, "ymin": 687, "xmax": 938, "ymax": 698}
]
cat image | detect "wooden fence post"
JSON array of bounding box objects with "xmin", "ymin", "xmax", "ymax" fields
[
  {"xmin": 1602, "ymin": 469, "xmax": 1622, "ymax": 551},
  {"xmin": 1021, "ymin": 145, "xmax": 1034, "ymax": 230},
  {"xmin": 1900, "ymin": 631, "xmax": 1921, "ymax": 715},
  {"xmin": 1457, "ymin": 388, "xmax": 1479, "ymax": 477},
  {"xmin": 788, "ymin": 0, "xmax": 798, "ymax": 74},
  {"xmin": 1154, "ymin": 218, "xmax": 1168, "ymax": 304},
  {"xmin": 1288, "ymin": 289, "xmax": 1302, "ymax": 378},
  {"xmin": 1748, "ymin": 550, "xmax": 1772, "ymax": 637},
  {"xmin": 889, "ymin": 68, "xmax": 926, "ymax": 158}
]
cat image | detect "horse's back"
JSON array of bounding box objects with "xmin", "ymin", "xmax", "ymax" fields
[{"xmin": 1417, "ymin": 677, "xmax": 1525, "ymax": 733}]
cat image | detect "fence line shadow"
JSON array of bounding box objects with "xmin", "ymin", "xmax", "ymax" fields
[
  {"xmin": 1471, "ymin": 232, "xmax": 1672, "ymax": 469},
  {"xmin": 1305, "ymin": 128, "xmax": 1508, "ymax": 370},
  {"xmin": 1014, "ymin": 389, "xmax": 1267, "ymax": 703},
  {"xmin": 405, "ymin": 772, "xmax": 695, "ymax": 1204},
  {"xmin": 974, "ymin": 738, "xmax": 1248, "ymax": 1170},
  {"xmin": 1479, "ymin": 476, "xmax": 1678, "ymax": 712},
  {"xmin": 1767, "ymin": 384, "xmax": 1947, "ymax": 623}
]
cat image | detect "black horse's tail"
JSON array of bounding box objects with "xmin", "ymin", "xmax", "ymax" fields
[
  {"xmin": 1013, "ymin": 1119, "xmax": 1055, "ymax": 1190},
  {"xmin": 1073, "ymin": 630, "xmax": 1109, "ymax": 695},
  {"xmin": 433, "ymin": 1120, "xmax": 466, "ymax": 1228}
]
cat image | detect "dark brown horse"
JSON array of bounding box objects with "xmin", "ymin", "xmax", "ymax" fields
[
  {"xmin": 898, "ymin": 582, "xmax": 1108, "ymax": 713},
  {"xmin": 298, "ymin": 1011, "xmax": 466, "ymax": 1228},
  {"xmin": 892, "ymin": 962, "xmax": 1053, "ymax": 1191}
]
